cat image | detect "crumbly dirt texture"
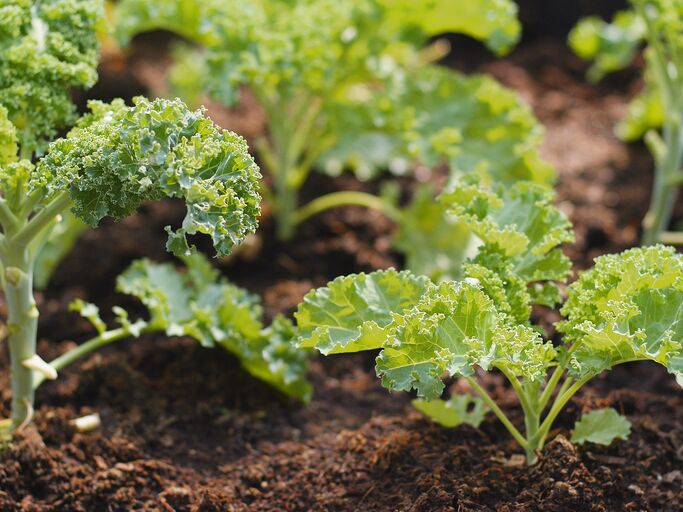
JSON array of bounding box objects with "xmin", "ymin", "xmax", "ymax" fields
[{"xmin": 1, "ymin": 24, "xmax": 682, "ymax": 512}]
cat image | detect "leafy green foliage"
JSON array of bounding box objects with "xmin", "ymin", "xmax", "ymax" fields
[
  {"xmin": 321, "ymin": 67, "xmax": 555, "ymax": 184},
  {"xmin": 0, "ymin": 0, "xmax": 103, "ymax": 155},
  {"xmin": 444, "ymin": 180, "xmax": 573, "ymax": 284},
  {"xmin": 297, "ymin": 223, "xmax": 682, "ymax": 461},
  {"xmin": 412, "ymin": 394, "xmax": 489, "ymax": 428},
  {"xmin": 571, "ymin": 408, "xmax": 632, "ymax": 445},
  {"xmin": 569, "ymin": 1, "xmax": 683, "ymax": 141},
  {"xmin": 111, "ymin": 253, "xmax": 312, "ymax": 400},
  {"xmin": 36, "ymin": 97, "xmax": 262, "ymax": 256},
  {"xmin": 568, "ymin": 10, "xmax": 644, "ymax": 82},
  {"xmin": 296, "ymin": 269, "xmax": 430, "ymax": 355},
  {"xmin": 379, "ymin": 0, "xmax": 520, "ymax": 55},
  {"xmin": 559, "ymin": 245, "xmax": 683, "ymax": 384},
  {"xmin": 115, "ymin": 0, "xmax": 533, "ymax": 243}
]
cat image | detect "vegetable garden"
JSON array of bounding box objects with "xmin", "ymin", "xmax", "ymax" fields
[{"xmin": 0, "ymin": 0, "xmax": 682, "ymax": 510}]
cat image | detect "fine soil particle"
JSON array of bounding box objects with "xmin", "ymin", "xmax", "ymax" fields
[{"xmin": 1, "ymin": 33, "xmax": 682, "ymax": 512}]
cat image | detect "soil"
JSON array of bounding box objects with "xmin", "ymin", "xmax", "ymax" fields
[{"xmin": 1, "ymin": 19, "xmax": 682, "ymax": 512}]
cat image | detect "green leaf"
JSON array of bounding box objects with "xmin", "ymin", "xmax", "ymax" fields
[
  {"xmin": 116, "ymin": 253, "xmax": 311, "ymax": 400},
  {"xmin": 376, "ymin": 281, "xmax": 555, "ymax": 398},
  {"xmin": 320, "ymin": 67, "xmax": 555, "ymax": 185},
  {"xmin": 393, "ymin": 184, "xmax": 471, "ymax": 281},
  {"xmin": 412, "ymin": 394, "xmax": 489, "ymax": 428},
  {"xmin": 379, "ymin": 0, "xmax": 521, "ymax": 55},
  {"xmin": 444, "ymin": 179, "xmax": 574, "ymax": 285},
  {"xmin": 568, "ymin": 11, "xmax": 644, "ymax": 83},
  {"xmin": 571, "ymin": 408, "xmax": 632, "ymax": 445},
  {"xmin": 0, "ymin": 0, "xmax": 104, "ymax": 155},
  {"xmin": 36, "ymin": 97, "xmax": 262, "ymax": 257},
  {"xmin": 295, "ymin": 269, "xmax": 431, "ymax": 355},
  {"xmin": 560, "ymin": 245, "xmax": 683, "ymax": 382},
  {"xmin": 115, "ymin": 0, "xmax": 226, "ymax": 46}
]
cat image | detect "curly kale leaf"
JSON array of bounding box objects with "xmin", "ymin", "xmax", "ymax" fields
[
  {"xmin": 559, "ymin": 245, "xmax": 683, "ymax": 384},
  {"xmin": 115, "ymin": 253, "xmax": 311, "ymax": 401},
  {"xmin": 320, "ymin": 67, "xmax": 555, "ymax": 184},
  {"xmin": 36, "ymin": 97, "xmax": 261, "ymax": 256},
  {"xmin": 377, "ymin": 280, "xmax": 554, "ymax": 398},
  {"xmin": 296, "ymin": 269, "xmax": 430, "ymax": 355},
  {"xmin": 297, "ymin": 270, "xmax": 556, "ymax": 399},
  {"xmin": 443, "ymin": 180, "xmax": 574, "ymax": 284},
  {"xmin": 0, "ymin": 0, "xmax": 103, "ymax": 155}
]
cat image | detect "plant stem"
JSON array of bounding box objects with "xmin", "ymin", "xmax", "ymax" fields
[
  {"xmin": 3, "ymin": 247, "xmax": 38, "ymax": 429},
  {"xmin": 292, "ymin": 190, "xmax": 402, "ymax": 227},
  {"xmin": 639, "ymin": 4, "xmax": 683, "ymax": 245},
  {"xmin": 642, "ymin": 120, "xmax": 683, "ymax": 245},
  {"xmin": 466, "ymin": 376, "xmax": 528, "ymax": 450},
  {"xmin": 33, "ymin": 326, "xmax": 151, "ymax": 389},
  {"xmin": 534, "ymin": 374, "xmax": 591, "ymax": 450},
  {"xmin": 538, "ymin": 365, "xmax": 564, "ymax": 412}
]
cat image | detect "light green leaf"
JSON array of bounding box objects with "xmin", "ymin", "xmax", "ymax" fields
[
  {"xmin": 116, "ymin": 253, "xmax": 311, "ymax": 400},
  {"xmin": 379, "ymin": 0, "xmax": 521, "ymax": 55},
  {"xmin": 568, "ymin": 10, "xmax": 645, "ymax": 82},
  {"xmin": 444, "ymin": 179, "xmax": 574, "ymax": 285},
  {"xmin": 115, "ymin": 0, "xmax": 227, "ymax": 46},
  {"xmin": 36, "ymin": 97, "xmax": 262, "ymax": 257},
  {"xmin": 560, "ymin": 245, "xmax": 683, "ymax": 382},
  {"xmin": 0, "ymin": 105, "xmax": 17, "ymax": 165},
  {"xmin": 616, "ymin": 70, "xmax": 664, "ymax": 141},
  {"xmin": 295, "ymin": 269, "xmax": 431, "ymax": 354},
  {"xmin": 571, "ymin": 408, "xmax": 632, "ymax": 445},
  {"xmin": 321, "ymin": 67, "xmax": 555, "ymax": 185},
  {"xmin": 412, "ymin": 394, "xmax": 489, "ymax": 428},
  {"xmin": 376, "ymin": 281, "xmax": 554, "ymax": 398}
]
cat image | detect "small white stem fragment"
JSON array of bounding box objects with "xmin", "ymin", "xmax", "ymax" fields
[
  {"xmin": 71, "ymin": 413, "xmax": 101, "ymax": 433},
  {"xmin": 22, "ymin": 354, "xmax": 57, "ymax": 380}
]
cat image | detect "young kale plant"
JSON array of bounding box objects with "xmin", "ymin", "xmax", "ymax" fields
[
  {"xmin": 0, "ymin": 0, "xmax": 279, "ymax": 430},
  {"xmin": 57, "ymin": 251, "xmax": 311, "ymax": 401},
  {"xmin": 115, "ymin": 0, "xmax": 540, "ymax": 244},
  {"xmin": 569, "ymin": 0, "xmax": 683, "ymax": 245},
  {"xmin": 296, "ymin": 177, "xmax": 683, "ymax": 464}
]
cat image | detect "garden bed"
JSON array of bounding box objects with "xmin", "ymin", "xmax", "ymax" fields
[{"xmin": 1, "ymin": 17, "xmax": 682, "ymax": 512}]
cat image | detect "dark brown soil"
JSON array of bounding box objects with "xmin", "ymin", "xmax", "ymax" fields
[{"xmin": 1, "ymin": 27, "xmax": 681, "ymax": 512}]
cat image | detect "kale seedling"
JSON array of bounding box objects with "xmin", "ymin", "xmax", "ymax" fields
[
  {"xmin": 570, "ymin": 0, "xmax": 683, "ymax": 245},
  {"xmin": 296, "ymin": 178, "xmax": 683, "ymax": 464},
  {"xmin": 0, "ymin": 0, "xmax": 263, "ymax": 429}
]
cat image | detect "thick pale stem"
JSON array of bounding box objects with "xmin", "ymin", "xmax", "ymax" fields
[
  {"xmin": 4, "ymin": 250, "xmax": 38, "ymax": 429},
  {"xmin": 642, "ymin": 121, "xmax": 683, "ymax": 245}
]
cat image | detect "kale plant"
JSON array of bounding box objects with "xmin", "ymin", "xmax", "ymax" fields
[
  {"xmin": 0, "ymin": 0, "xmax": 300, "ymax": 431},
  {"xmin": 296, "ymin": 177, "xmax": 683, "ymax": 464}
]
